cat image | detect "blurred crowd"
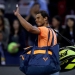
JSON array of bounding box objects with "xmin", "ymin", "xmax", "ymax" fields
[{"xmin": 0, "ymin": 0, "xmax": 75, "ymax": 66}]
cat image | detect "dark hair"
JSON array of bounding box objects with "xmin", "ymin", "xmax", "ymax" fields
[
  {"xmin": 0, "ymin": 16, "xmax": 5, "ymax": 31},
  {"xmin": 66, "ymin": 18, "xmax": 75, "ymax": 30},
  {"xmin": 36, "ymin": 10, "xmax": 49, "ymax": 21},
  {"xmin": 66, "ymin": 18, "xmax": 75, "ymax": 24},
  {"xmin": 32, "ymin": 2, "xmax": 40, "ymax": 7},
  {"xmin": 64, "ymin": 18, "xmax": 75, "ymax": 43},
  {"xmin": 11, "ymin": 19, "xmax": 21, "ymax": 35},
  {"xmin": 52, "ymin": 15, "xmax": 62, "ymax": 31},
  {"xmin": 53, "ymin": 15, "xmax": 62, "ymax": 25}
]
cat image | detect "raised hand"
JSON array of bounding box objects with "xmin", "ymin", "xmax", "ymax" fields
[{"xmin": 14, "ymin": 4, "xmax": 20, "ymax": 16}]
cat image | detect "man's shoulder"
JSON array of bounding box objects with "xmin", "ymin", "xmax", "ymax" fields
[
  {"xmin": 38, "ymin": 26, "xmax": 47, "ymax": 28},
  {"xmin": 38, "ymin": 26, "xmax": 48, "ymax": 30},
  {"xmin": 38, "ymin": 26, "xmax": 48, "ymax": 36}
]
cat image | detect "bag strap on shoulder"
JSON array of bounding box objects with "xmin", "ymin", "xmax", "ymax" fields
[
  {"xmin": 47, "ymin": 26, "xmax": 74, "ymax": 46},
  {"xmin": 47, "ymin": 28, "xmax": 55, "ymax": 47}
]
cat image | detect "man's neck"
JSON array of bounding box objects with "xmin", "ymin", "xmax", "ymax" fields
[{"xmin": 44, "ymin": 23, "xmax": 50, "ymax": 27}]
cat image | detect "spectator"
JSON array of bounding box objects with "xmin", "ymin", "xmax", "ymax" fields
[
  {"xmin": 25, "ymin": 2, "xmax": 40, "ymax": 46},
  {"xmin": 25, "ymin": 0, "xmax": 49, "ymax": 15},
  {"xmin": 52, "ymin": 15, "xmax": 64, "ymax": 47},
  {"xmin": 37, "ymin": 0, "xmax": 49, "ymax": 14},
  {"xmin": 25, "ymin": 2, "xmax": 40, "ymax": 25},
  {"xmin": 62, "ymin": 18, "xmax": 75, "ymax": 46},
  {"xmin": 57, "ymin": 0, "xmax": 66, "ymax": 23},
  {"xmin": 0, "ymin": 16, "xmax": 9, "ymax": 49},
  {"xmin": 5, "ymin": 20, "xmax": 27, "ymax": 65},
  {"xmin": 9, "ymin": 19, "xmax": 26, "ymax": 50},
  {"xmin": 0, "ymin": 31, "xmax": 6, "ymax": 65},
  {"xmin": 0, "ymin": 4, "xmax": 10, "ymax": 32}
]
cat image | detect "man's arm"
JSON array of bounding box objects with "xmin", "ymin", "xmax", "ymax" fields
[{"xmin": 14, "ymin": 5, "xmax": 40, "ymax": 34}]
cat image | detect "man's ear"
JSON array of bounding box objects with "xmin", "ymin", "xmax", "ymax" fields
[{"xmin": 44, "ymin": 17, "xmax": 48, "ymax": 21}]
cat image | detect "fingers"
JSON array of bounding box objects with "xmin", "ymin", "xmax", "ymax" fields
[
  {"xmin": 16, "ymin": 4, "xmax": 19, "ymax": 11},
  {"xmin": 13, "ymin": 4, "xmax": 19, "ymax": 15},
  {"xmin": 16, "ymin": 4, "xmax": 18, "ymax": 8}
]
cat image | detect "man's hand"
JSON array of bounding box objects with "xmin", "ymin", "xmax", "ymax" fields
[
  {"xmin": 13, "ymin": 4, "xmax": 40, "ymax": 34},
  {"xmin": 14, "ymin": 4, "xmax": 19, "ymax": 16}
]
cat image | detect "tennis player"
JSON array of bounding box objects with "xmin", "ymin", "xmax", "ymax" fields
[{"xmin": 14, "ymin": 4, "xmax": 59, "ymax": 75}]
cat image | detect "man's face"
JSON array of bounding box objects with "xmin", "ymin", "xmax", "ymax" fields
[{"xmin": 35, "ymin": 14, "xmax": 46, "ymax": 26}]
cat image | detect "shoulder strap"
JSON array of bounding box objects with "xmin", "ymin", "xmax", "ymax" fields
[
  {"xmin": 50, "ymin": 29, "xmax": 54, "ymax": 46},
  {"xmin": 47, "ymin": 28, "xmax": 55, "ymax": 47},
  {"xmin": 47, "ymin": 26, "xmax": 74, "ymax": 46},
  {"xmin": 53, "ymin": 29, "xmax": 74, "ymax": 45},
  {"xmin": 47, "ymin": 29, "xmax": 50, "ymax": 46}
]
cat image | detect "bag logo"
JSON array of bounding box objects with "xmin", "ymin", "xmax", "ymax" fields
[{"xmin": 43, "ymin": 57, "xmax": 48, "ymax": 61}]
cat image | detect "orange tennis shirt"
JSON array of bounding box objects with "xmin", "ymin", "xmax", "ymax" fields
[
  {"xmin": 26, "ymin": 26, "xmax": 57, "ymax": 55},
  {"xmin": 38, "ymin": 27, "xmax": 57, "ymax": 47}
]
